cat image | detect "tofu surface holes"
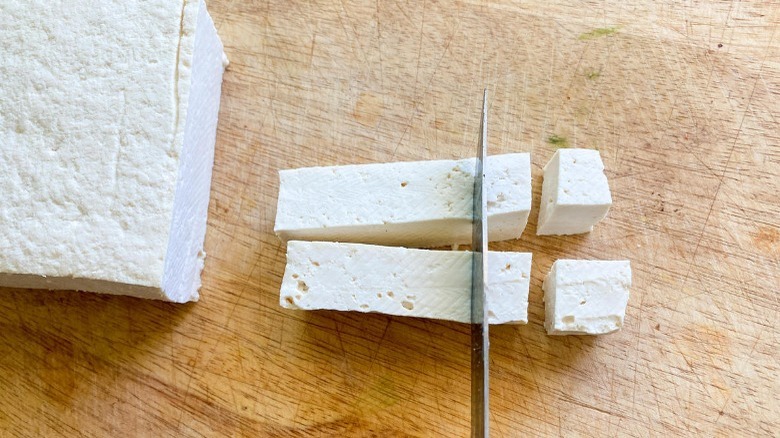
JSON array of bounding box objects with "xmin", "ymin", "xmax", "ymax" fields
[
  {"xmin": 280, "ymin": 241, "xmax": 532, "ymax": 324},
  {"xmin": 543, "ymin": 260, "xmax": 631, "ymax": 335},
  {"xmin": 275, "ymin": 154, "xmax": 532, "ymax": 247},
  {"xmin": 0, "ymin": 0, "xmax": 227, "ymax": 301},
  {"xmin": 537, "ymin": 149, "xmax": 612, "ymax": 235}
]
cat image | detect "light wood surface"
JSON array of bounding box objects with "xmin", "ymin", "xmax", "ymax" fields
[{"xmin": 1, "ymin": 1, "xmax": 779, "ymax": 436}]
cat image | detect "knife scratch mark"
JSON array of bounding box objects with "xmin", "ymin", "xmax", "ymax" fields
[
  {"xmin": 679, "ymin": 24, "xmax": 774, "ymax": 292},
  {"xmin": 392, "ymin": 4, "xmax": 459, "ymax": 159},
  {"xmin": 375, "ymin": 0, "xmax": 384, "ymax": 90},
  {"xmin": 334, "ymin": 321, "xmax": 347, "ymax": 361},
  {"xmin": 368, "ymin": 319, "xmax": 391, "ymax": 372},
  {"xmin": 412, "ymin": 0, "xmax": 427, "ymax": 100},
  {"xmin": 337, "ymin": 0, "xmax": 370, "ymax": 69}
]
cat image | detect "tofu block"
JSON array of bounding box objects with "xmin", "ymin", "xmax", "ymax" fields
[
  {"xmin": 543, "ymin": 260, "xmax": 631, "ymax": 335},
  {"xmin": 0, "ymin": 0, "xmax": 227, "ymax": 302},
  {"xmin": 280, "ymin": 241, "xmax": 531, "ymax": 324},
  {"xmin": 537, "ymin": 149, "xmax": 612, "ymax": 235},
  {"xmin": 274, "ymin": 154, "xmax": 532, "ymax": 247}
]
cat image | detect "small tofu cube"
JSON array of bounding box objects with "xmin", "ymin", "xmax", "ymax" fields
[
  {"xmin": 537, "ymin": 149, "xmax": 612, "ymax": 235},
  {"xmin": 543, "ymin": 260, "xmax": 631, "ymax": 335}
]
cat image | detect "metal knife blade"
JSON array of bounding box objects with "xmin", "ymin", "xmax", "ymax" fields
[{"xmin": 470, "ymin": 89, "xmax": 489, "ymax": 438}]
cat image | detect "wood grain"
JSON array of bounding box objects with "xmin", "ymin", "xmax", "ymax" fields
[{"xmin": 1, "ymin": 0, "xmax": 779, "ymax": 436}]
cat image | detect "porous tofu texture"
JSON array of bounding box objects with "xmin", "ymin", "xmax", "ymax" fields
[
  {"xmin": 0, "ymin": 0, "xmax": 226, "ymax": 301},
  {"xmin": 537, "ymin": 149, "xmax": 612, "ymax": 235},
  {"xmin": 543, "ymin": 260, "xmax": 631, "ymax": 335},
  {"xmin": 280, "ymin": 241, "xmax": 532, "ymax": 324},
  {"xmin": 275, "ymin": 154, "xmax": 532, "ymax": 247}
]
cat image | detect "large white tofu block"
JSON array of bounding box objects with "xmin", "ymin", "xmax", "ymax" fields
[
  {"xmin": 0, "ymin": 0, "xmax": 227, "ymax": 302},
  {"xmin": 543, "ymin": 260, "xmax": 631, "ymax": 335},
  {"xmin": 537, "ymin": 149, "xmax": 612, "ymax": 235},
  {"xmin": 274, "ymin": 154, "xmax": 532, "ymax": 247},
  {"xmin": 280, "ymin": 241, "xmax": 531, "ymax": 324}
]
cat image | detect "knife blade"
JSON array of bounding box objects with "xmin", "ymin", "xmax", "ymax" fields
[{"xmin": 470, "ymin": 89, "xmax": 489, "ymax": 438}]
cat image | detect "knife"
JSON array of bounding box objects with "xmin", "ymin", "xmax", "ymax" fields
[{"xmin": 471, "ymin": 89, "xmax": 489, "ymax": 438}]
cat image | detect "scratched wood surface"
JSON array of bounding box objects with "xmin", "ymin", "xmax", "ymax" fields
[{"xmin": 1, "ymin": 1, "xmax": 778, "ymax": 436}]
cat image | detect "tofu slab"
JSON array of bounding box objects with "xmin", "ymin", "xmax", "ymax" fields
[
  {"xmin": 274, "ymin": 154, "xmax": 532, "ymax": 247},
  {"xmin": 543, "ymin": 260, "xmax": 631, "ymax": 335},
  {"xmin": 280, "ymin": 241, "xmax": 531, "ymax": 324},
  {"xmin": 0, "ymin": 0, "xmax": 227, "ymax": 302}
]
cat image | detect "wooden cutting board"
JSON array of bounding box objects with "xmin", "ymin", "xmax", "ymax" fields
[{"xmin": 1, "ymin": 1, "xmax": 778, "ymax": 436}]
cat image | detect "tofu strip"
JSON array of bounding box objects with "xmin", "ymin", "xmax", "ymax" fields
[
  {"xmin": 274, "ymin": 154, "xmax": 531, "ymax": 247},
  {"xmin": 280, "ymin": 241, "xmax": 531, "ymax": 324}
]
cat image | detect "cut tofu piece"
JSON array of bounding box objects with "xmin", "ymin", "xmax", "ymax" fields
[
  {"xmin": 537, "ymin": 149, "xmax": 612, "ymax": 235},
  {"xmin": 274, "ymin": 154, "xmax": 532, "ymax": 247},
  {"xmin": 280, "ymin": 241, "xmax": 531, "ymax": 324},
  {"xmin": 0, "ymin": 0, "xmax": 227, "ymax": 302},
  {"xmin": 543, "ymin": 260, "xmax": 631, "ymax": 335}
]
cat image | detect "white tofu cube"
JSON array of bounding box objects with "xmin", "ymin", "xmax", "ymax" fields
[
  {"xmin": 543, "ymin": 260, "xmax": 631, "ymax": 335},
  {"xmin": 275, "ymin": 154, "xmax": 532, "ymax": 247},
  {"xmin": 280, "ymin": 241, "xmax": 532, "ymax": 324},
  {"xmin": 537, "ymin": 149, "xmax": 612, "ymax": 235}
]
